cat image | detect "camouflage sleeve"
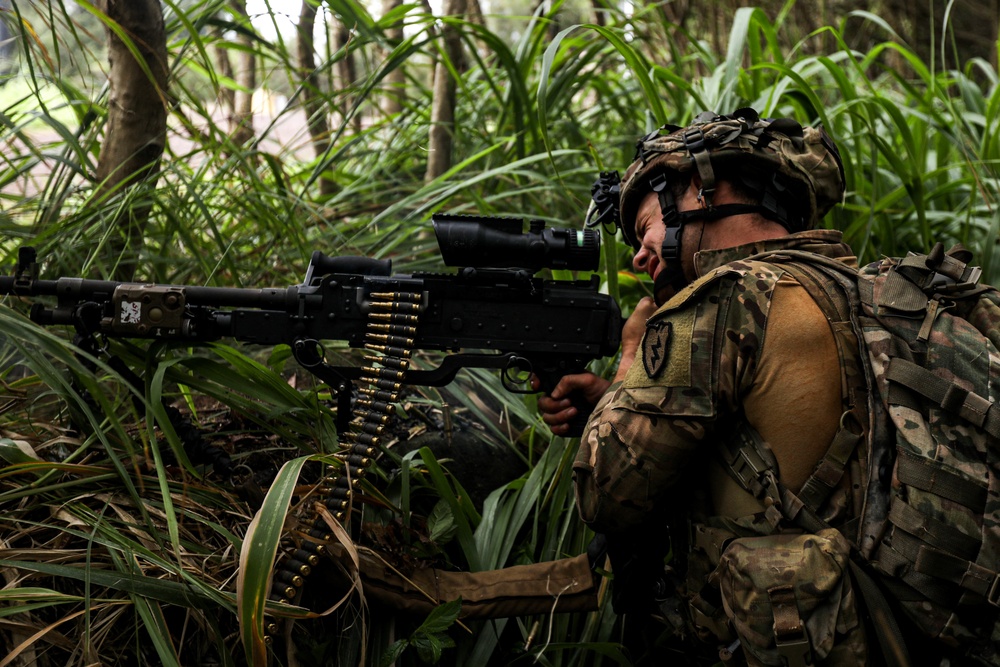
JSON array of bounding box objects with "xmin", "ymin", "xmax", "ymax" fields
[{"xmin": 574, "ymin": 264, "xmax": 778, "ymax": 532}]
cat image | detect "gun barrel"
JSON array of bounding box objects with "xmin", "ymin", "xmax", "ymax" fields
[{"xmin": 0, "ymin": 275, "xmax": 305, "ymax": 310}]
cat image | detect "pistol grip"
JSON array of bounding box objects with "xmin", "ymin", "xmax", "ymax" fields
[{"xmin": 535, "ymin": 367, "xmax": 593, "ymax": 439}]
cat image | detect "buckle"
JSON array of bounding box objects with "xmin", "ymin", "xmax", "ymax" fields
[
  {"xmin": 648, "ymin": 172, "xmax": 667, "ymax": 193},
  {"xmin": 733, "ymin": 447, "xmax": 769, "ymax": 487},
  {"xmin": 683, "ymin": 127, "xmax": 706, "ymax": 153},
  {"xmin": 987, "ymin": 573, "xmax": 1000, "ymax": 607},
  {"xmin": 775, "ymin": 633, "xmax": 812, "ymax": 667}
]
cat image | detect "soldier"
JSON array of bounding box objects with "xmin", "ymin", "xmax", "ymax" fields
[{"xmin": 540, "ymin": 109, "xmax": 871, "ymax": 665}]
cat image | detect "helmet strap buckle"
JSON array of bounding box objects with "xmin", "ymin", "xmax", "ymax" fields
[{"xmin": 697, "ymin": 187, "xmax": 715, "ymax": 211}]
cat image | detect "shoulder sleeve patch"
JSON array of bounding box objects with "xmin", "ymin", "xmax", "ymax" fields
[
  {"xmin": 624, "ymin": 305, "xmax": 696, "ymax": 388},
  {"xmin": 642, "ymin": 320, "xmax": 672, "ymax": 378}
]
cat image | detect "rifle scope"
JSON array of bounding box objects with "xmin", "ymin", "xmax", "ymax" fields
[{"xmin": 432, "ymin": 214, "xmax": 601, "ymax": 272}]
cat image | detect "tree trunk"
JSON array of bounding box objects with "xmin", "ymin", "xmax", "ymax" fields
[
  {"xmin": 465, "ymin": 0, "xmax": 485, "ymax": 28},
  {"xmin": 94, "ymin": 0, "xmax": 168, "ymax": 281},
  {"xmin": 424, "ymin": 0, "xmax": 466, "ymax": 182},
  {"xmin": 298, "ymin": 0, "xmax": 335, "ymax": 196},
  {"xmin": 0, "ymin": 0, "xmax": 14, "ymax": 69},
  {"xmin": 381, "ymin": 0, "xmax": 405, "ymax": 118},
  {"xmin": 214, "ymin": 29, "xmax": 236, "ymax": 126},
  {"xmin": 590, "ymin": 0, "xmax": 606, "ymax": 26},
  {"xmin": 331, "ymin": 16, "xmax": 361, "ymax": 133},
  {"xmin": 230, "ymin": 0, "xmax": 256, "ymax": 146}
]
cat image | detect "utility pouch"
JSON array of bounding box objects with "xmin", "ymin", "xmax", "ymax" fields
[{"xmin": 711, "ymin": 529, "xmax": 866, "ymax": 666}]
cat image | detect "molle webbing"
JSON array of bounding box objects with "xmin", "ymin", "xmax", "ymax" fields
[
  {"xmin": 876, "ymin": 422, "xmax": 995, "ymax": 609},
  {"xmin": 886, "ymin": 496, "xmax": 981, "ymax": 558},
  {"xmin": 913, "ymin": 547, "xmax": 1000, "ymax": 604},
  {"xmin": 860, "ymin": 248, "xmax": 1000, "ymax": 662},
  {"xmin": 895, "ymin": 448, "xmax": 988, "ymax": 509},
  {"xmin": 884, "ymin": 357, "xmax": 1000, "ymax": 440},
  {"xmin": 876, "ymin": 545, "xmax": 956, "ymax": 607}
]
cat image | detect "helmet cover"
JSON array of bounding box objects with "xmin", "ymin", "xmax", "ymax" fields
[{"xmin": 616, "ymin": 108, "xmax": 845, "ymax": 248}]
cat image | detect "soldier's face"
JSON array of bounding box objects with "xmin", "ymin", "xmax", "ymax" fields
[
  {"xmin": 631, "ymin": 182, "xmax": 703, "ymax": 283},
  {"xmin": 631, "ymin": 193, "xmax": 667, "ymax": 281}
]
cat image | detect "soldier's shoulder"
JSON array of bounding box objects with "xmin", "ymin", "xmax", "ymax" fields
[{"xmin": 653, "ymin": 260, "xmax": 786, "ymax": 319}]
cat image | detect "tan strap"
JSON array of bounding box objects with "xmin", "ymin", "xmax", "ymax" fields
[
  {"xmin": 916, "ymin": 297, "xmax": 949, "ymax": 342},
  {"xmin": 768, "ymin": 585, "xmax": 812, "ymax": 667},
  {"xmin": 683, "ymin": 126, "xmax": 717, "ymax": 198},
  {"xmin": 357, "ymin": 551, "xmax": 599, "ymax": 619}
]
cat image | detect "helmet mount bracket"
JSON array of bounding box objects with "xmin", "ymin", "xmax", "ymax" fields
[{"xmin": 683, "ymin": 126, "xmax": 716, "ymax": 209}]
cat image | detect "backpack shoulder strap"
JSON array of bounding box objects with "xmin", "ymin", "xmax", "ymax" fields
[{"xmin": 742, "ymin": 252, "xmax": 870, "ymax": 522}]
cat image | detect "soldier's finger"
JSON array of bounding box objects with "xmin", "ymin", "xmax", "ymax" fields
[{"xmin": 541, "ymin": 406, "xmax": 577, "ymax": 426}]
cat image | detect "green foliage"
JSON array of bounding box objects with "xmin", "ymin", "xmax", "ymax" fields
[
  {"xmin": 0, "ymin": 0, "xmax": 998, "ymax": 664},
  {"xmin": 381, "ymin": 597, "xmax": 462, "ymax": 666}
]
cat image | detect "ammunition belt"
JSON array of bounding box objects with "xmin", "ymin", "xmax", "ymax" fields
[{"xmin": 264, "ymin": 290, "xmax": 421, "ymax": 641}]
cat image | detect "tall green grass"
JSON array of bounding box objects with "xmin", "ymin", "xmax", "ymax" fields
[{"xmin": 0, "ymin": 0, "xmax": 997, "ymax": 664}]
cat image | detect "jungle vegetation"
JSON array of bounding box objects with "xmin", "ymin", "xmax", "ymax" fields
[{"xmin": 0, "ymin": 0, "xmax": 998, "ymax": 665}]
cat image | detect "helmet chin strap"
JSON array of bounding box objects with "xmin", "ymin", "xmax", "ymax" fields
[
  {"xmin": 649, "ymin": 174, "xmax": 688, "ymax": 304},
  {"xmin": 647, "ymin": 173, "xmax": 771, "ymax": 305}
]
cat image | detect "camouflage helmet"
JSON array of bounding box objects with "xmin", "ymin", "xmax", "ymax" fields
[{"xmin": 614, "ymin": 108, "xmax": 845, "ymax": 249}]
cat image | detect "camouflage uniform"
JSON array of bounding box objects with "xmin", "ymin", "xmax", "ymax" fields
[{"xmin": 575, "ymin": 229, "xmax": 869, "ymax": 666}]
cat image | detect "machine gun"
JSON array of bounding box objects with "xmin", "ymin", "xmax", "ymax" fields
[
  {"xmin": 0, "ymin": 214, "xmax": 621, "ymax": 438},
  {"xmin": 1, "ymin": 214, "xmax": 621, "ymax": 628}
]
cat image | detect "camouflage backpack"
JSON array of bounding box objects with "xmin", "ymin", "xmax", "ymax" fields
[
  {"xmin": 743, "ymin": 243, "xmax": 1000, "ymax": 665},
  {"xmin": 854, "ymin": 244, "xmax": 1000, "ymax": 664}
]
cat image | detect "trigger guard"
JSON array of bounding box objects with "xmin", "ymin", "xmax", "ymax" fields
[
  {"xmin": 501, "ymin": 356, "xmax": 533, "ymax": 394},
  {"xmin": 293, "ymin": 338, "xmax": 326, "ymax": 368}
]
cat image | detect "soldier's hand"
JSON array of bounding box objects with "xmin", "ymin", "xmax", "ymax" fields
[{"xmin": 532, "ymin": 372, "xmax": 611, "ymax": 436}]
